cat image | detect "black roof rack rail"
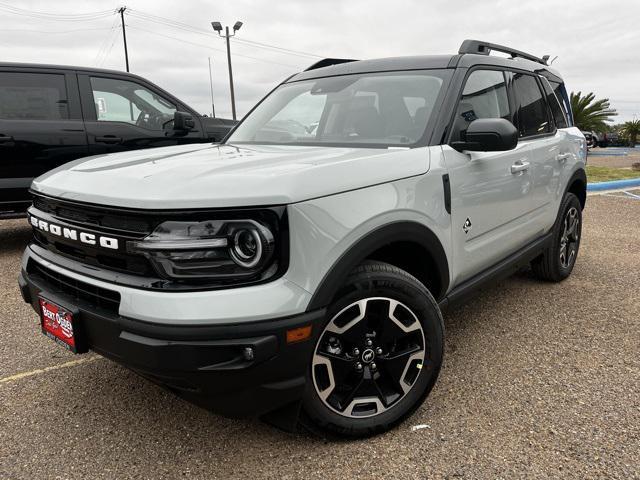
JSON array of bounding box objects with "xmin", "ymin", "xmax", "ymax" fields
[
  {"xmin": 304, "ymin": 58, "xmax": 358, "ymax": 71},
  {"xmin": 458, "ymin": 39, "xmax": 548, "ymax": 65}
]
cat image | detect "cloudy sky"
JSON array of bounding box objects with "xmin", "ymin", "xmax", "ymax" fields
[{"xmin": 2, "ymin": 0, "xmax": 639, "ymax": 122}]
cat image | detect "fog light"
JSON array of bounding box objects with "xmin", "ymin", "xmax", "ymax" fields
[{"xmin": 243, "ymin": 347, "xmax": 254, "ymax": 361}]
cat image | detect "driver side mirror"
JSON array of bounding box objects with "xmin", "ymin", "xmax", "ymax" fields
[
  {"xmin": 450, "ymin": 118, "xmax": 518, "ymax": 152},
  {"xmin": 173, "ymin": 111, "xmax": 195, "ymax": 131}
]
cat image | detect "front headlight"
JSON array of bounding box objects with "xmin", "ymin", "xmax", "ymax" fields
[{"xmin": 127, "ymin": 217, "xmax": 279, "ymax": 283}]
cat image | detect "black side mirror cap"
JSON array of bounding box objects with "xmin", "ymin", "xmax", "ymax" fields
[
  {"xmin": 173, "ymin": 111, "xmax": 195, "ymax": 131},
  {"xmin": 450, "ymin": 118, "xmax": 518, "ymax": 152}
]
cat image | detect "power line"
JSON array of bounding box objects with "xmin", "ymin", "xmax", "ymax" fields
[
  {"xmin": 98, "ymin": 29, "xmax": 121, "ymax": 67},
  {"xmin": 0, "ymin": 26, "xmax": 115, "ymax": 34},
  {"xmin": 0, "ymin": 2, "xmax": 319, "ymax": 70},
  {"xmin": 126, "ymin": 25, "xmax": 300, "ymax": 68},
  {"xmin": 0, "ymin": 3, "xmax": 115, "ymax": 21},
  {"xmin": 126, "ymin": 9, "xmax": 324, "ymax": 59},
  {"xmin": 95, "ymin": 20, "xmax": 121, "ymax": 66}
]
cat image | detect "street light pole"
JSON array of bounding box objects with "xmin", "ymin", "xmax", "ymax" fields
[
  {"xmin": 211, "ymin": 21, "xmax": 243, "ymax": 121},
  {"xmin": 208, "ymin": 57, "xmax": 216, "ymax": 118},
  {"xmin": 224, "ymin": 26, "xmax": 236, "ymax": 121}
]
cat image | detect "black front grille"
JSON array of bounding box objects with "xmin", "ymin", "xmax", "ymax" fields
[
  {"xmin": 30, "ymin": 193, "xmax": 157, "ymax": 277},
  {"xmin": 27, "ymin": 259, "xmax": 121, "ymax": 314},
  {"xmin": 32, "ymin": 195, "xmax": 155, "ymax": 236}
]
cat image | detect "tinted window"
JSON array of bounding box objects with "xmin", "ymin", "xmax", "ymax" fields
[
  {"xmin": 227, "ymin": 71, "xmax": 447, "ymax": 147},
  {"xmin": 90, "ymin": 77, "xmax": 176, "ymax": 131},
  {"xmin": 512, "ymin": 73, "xmax": 551, "ymax": 137},
  {"xmin": 453, "ymin": 70, "xmax": 509, "ymax": 138},
  {"xmin": 0, "ymin": 72, "xmax": 69, "ymax": 120},
  {"xmin": 549, "ymin": 80, "xmax": 571, "ymax": 125},
  {"xmin": 541, "ymin": 78, "xmax": 568, "ymax": 128}
]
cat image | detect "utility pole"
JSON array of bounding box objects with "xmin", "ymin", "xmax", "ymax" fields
[
  {"xmin": 118, "ymin": 6, "xmax": 130, "ymax": 72},
  {"xmin": 208, "ymin": 57, "xmax": 216, "ymax": 118},
  {"xmin": 211, "ymin": 21, "xmax": 243, "ymax": 120}
]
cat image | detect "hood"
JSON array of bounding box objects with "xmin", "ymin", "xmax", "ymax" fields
[{"xmin": 32, "ymin": 143, "xmax": 430, "ymax": 209}]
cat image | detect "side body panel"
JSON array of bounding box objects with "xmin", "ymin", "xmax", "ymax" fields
[
  {"xmin": 441, "ymin": 142, "xmax": 537, "ymax": 284},
  {"xmin": 553, "ymin": 127, "xmax": 587, "ymax": 200},
  {"xmin": 286, "ymin": 146, "xmax": 453, "ymax": 299}
]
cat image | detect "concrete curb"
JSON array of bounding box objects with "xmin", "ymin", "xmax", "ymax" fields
[{"xmin": 587, "ymin": 177, "xmax": 640, "ymax": 192}]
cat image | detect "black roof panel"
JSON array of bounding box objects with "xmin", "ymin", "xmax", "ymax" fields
[
  {"xmin": 288, "ymin": 55, "xmax": 455, "ymax": 82},
  {"xmin": 288, "ymin": 52, "xmax": 563, "ymax": 82}
]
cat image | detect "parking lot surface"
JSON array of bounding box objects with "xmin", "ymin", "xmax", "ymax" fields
[{"xmin": 1, "ymin": 192, "xmax": 639, "ymax": 480}]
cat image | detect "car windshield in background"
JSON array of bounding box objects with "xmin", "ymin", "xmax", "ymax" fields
[{"xmin": 227, "ymin": 70, "xmax": 449, "ymax": 148}]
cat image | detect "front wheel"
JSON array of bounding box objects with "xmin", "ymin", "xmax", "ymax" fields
[{"xmin": 301, "ymin": 261, "xmax": 444, "ymax": 438}]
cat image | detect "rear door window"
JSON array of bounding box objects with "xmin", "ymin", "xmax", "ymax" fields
[
  {"xmin": 0, "ymin": 72, "xmax": 69, "ymax": 120},
  {"xmin": 511, "ymin": 73, "xmax": 551, "ymax": 137}
]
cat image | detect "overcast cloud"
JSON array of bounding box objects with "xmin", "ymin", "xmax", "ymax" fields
[{"xmin": 1, "ymin": 0, "xmax": 638, "ymax": 122}]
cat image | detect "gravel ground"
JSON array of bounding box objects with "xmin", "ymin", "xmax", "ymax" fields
[{"xmin": 1, "ymin": 192, "xmax": 639, "ymax": 479}]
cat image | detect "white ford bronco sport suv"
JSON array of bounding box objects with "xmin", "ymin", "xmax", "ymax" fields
[{"xmin": 19, "ymin": 40, "xmax": 586, "ymax": 438}]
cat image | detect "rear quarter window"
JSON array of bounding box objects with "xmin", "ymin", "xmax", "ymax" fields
[
  {"xmin": 541, "ymin": 78, "xmax": 568, "ymax": 129},
  {"xmin": 548, "ymin": 79, "xmax": 572, "ymax": 126}
]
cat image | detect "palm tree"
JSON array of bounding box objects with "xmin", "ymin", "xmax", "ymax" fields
[
  {"xmin": 620, "ymin": 119, "xmax": 640, "ymax": 147},
  {"xmin": 570, "ymin": 91, "xmax": 617, "ymax": 131}
]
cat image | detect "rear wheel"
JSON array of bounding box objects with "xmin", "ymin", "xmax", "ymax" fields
[
  {"xmin": 301, "ymin": 261, "xmax": 444, "ymax": 438},
  {"xmin": 531, "ymin": 192, "xmax": 582, "ymax": 282}
]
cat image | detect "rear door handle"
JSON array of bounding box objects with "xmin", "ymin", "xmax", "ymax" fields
[
  {"xmin": 510, "ymin": 161, "xmax": 530, "ymax": 174},
  {"xmin": 95, "ymin": 135, "xmax": 122, "ymax": 144},
  {"xmin": 557, "ymin": 153, "xmax": 571, "ymax": 163},
  {"xmin": 0, "ymin": 135, "xmax": 14, "ymax": 143}
]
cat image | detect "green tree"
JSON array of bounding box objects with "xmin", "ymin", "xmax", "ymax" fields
[
  {"xmin": 570, "ymin": 91, "xmax": 617, "ymax": 131},
  {"xmin": 620, "ymin": 119, "xmax": 640, "ymax": 147}
]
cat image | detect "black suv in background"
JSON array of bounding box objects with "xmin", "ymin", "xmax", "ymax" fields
[{"xmin": 0, "ymin": 63, "xmax": 236, "ymax": 218}]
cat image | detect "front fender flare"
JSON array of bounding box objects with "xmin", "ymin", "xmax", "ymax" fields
[{"xmin": 306, "ymin": 221, "xmax": 449, "ymax": 311}]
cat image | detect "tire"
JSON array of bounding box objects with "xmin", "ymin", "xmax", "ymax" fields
[
  {"xmin": 531, "ymin": 192, "xmax": 582, "ymax": 282},
  {"xmin": 300, "ymin": 261, "xmax": 444, "ymax": 438}
]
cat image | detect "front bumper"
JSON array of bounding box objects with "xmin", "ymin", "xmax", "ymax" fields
[{"xmin": 19, "ymin": 253, "xmax": 325, "ymax": 419}]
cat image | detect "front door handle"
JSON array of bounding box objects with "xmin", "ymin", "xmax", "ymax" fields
[
  {"xmin": 95, "ymin": 135, "xmax": 122, "ymax": 144},
  {"xmin": 0, "ymin": 135, "xmax": 14, "ymax": 143},
  {"xmin": 557, "ymin": 153, "xmax": 571, "ymax": 163},
  {"xmin": 511, "ymin": 161, "xmax": 530, "ymax": 174}
]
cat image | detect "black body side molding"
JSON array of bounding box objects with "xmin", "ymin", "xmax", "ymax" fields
[{"xmin": 438, "ymin": 232, "xmax": 553, "ymax": 309}]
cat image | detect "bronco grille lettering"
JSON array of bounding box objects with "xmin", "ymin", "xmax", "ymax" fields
[{"xmin": 29, "ymin": 214, "xmax": 119, "ymax": 250}]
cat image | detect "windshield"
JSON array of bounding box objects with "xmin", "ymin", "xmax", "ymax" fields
[{"xmin": 227, "ymin": 70, "xmax": 450, "ymax": 148}]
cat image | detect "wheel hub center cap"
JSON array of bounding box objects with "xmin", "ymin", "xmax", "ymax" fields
[{"xmin": 361, "ymin": 348, "xmax": 375, "ymax": 364}]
